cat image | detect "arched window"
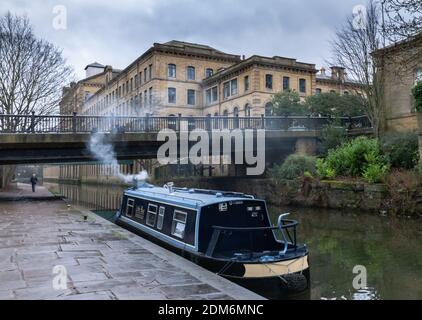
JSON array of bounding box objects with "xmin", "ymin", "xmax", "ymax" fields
[
  {"xmin": 206, "ymin": 68, "xmax": 214, "ymax": 78},
  {"xmin": 214, "ymin": 112, "xmax": 219, "ymax": 116},
  {"xmin": 233, "ymin": 107, "xmax": 239, "ymax": 116},
  {"xmin": 222, "ymin": 110, "xmax": 228, "ymax": 128},
  {"xmin": 265, "ymin": 102, "xmax": 273, "ymax": 116},
  {"xmin": 168, "ymin": 64, "xmax": 176, "ymax": 78},
  {"xmin": 245, "ymin": 104, "xmax": 251, "ymax": 117}
]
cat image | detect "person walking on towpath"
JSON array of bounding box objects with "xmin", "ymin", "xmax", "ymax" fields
[{"xmin": 30, "ymin": 173, "xmax": 38, "ymax": 192}]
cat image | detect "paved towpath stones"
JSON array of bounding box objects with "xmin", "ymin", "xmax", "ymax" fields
[{"xmin": 0, "ymin": 195, "xmax": 264, "ymax": 300}]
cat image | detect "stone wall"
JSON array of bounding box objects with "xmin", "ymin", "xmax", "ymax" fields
[{"xmin": 160, "ymin": 176, "xmax": 422, "ymax": 216}]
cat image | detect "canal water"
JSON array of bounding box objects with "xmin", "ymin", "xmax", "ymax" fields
[{"xmin": 46, "ymin": 182, "xmax": 422, "ymax": 300}]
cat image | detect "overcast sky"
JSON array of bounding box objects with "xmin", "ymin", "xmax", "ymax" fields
[{"xmin": 1, "ymin": 0, "xmax": 366, "ymax": 80}]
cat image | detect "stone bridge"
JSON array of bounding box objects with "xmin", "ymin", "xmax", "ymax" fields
[{"xmin": 0, "ymin": 114, "xmax": 372, "ymax": 165}]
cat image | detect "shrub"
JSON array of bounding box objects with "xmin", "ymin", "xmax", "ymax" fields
[
  {"xmin": 270, "ymin": 154, "xmax": 317, "ymax": 180},
  {"xmin": 319, "ymin": 124, "xmax": 348, "ymax": 155},
  {"xmin": 412, "ymin": 82, "xmax": 422, "ymax": 112},
  {"xmin": 316, "ymin": 158, "xmax": 336, "ymax": 179},
  {"xmin": 362, "ymin": 163, "xmax": 389, "ymax": 183},
  {"xmin": 380, "ymin": 132, "xmax": 419, "ymax": 169},
  {"xmin": 414, "ymin": 162, "xmax": 422, "ymax": 176},
  {"xmin": 316, "ymin": 136, "xmax": 389, "ymax": 182}
]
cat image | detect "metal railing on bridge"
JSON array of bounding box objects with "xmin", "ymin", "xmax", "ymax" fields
[{"xmin": 0, "ymin": 112, "xmax": 372, "ymax": 134}]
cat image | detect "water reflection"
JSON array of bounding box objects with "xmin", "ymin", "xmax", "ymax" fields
[
  {"xmin": 268, "ymin": 206, "xmax": 422, "ymax": 300},
  {"xmin": 47, "ymin": 182, "xmax": 422, "ymax": 300}
]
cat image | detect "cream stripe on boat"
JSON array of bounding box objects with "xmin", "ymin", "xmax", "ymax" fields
[{"xmin": 243, "ymin": 256, "xmax": 309, "ymax": 278}]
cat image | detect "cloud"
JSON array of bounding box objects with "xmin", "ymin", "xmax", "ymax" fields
[{"xmin": 1, "ymin": 0, "xmax": 364, "ymax": 79}]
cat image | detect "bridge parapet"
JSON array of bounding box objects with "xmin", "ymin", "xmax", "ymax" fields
[{"xmin": 0, "ymin": 113, "xmax": 372, "ymax": 134}]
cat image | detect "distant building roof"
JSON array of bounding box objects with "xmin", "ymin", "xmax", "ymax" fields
[
  {"xmin": 84, "ymin": 62, "xmax": 105, "ymax": 70},
  {"xmin": 203, "ymin": 55, "xmax": 316, "ymax": 85}
]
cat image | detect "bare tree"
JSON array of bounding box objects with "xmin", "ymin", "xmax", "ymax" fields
[
  {"xmin": 330, "ymin": 1, "xmax": 386, "ymax": 136},
  {"xmin": 381, "ymin": 0, "xmax": 421, "ymax": 41},
  {"xmin": 0, "ymin": 12, "xmax": 73, "ymax": 131},
  {"xmin": 380, "ymin": 0, "xmax": 422, "ymax": 75},
  {"xmin": 0, "ymin": 12, "xmax": 72, "ymax": 188}
]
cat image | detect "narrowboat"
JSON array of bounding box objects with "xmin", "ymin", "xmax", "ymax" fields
[{"xmin": 115, "ymin": 181, "xmax": 310, "ymax": 299}]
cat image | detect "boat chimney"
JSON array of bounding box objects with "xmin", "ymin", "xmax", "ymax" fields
[{"xmin": 167, "ymin": 182, "xmax": 174, "ymax": 193}]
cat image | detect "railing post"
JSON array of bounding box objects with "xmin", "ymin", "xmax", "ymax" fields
[
  {"xmin": 261, "ymin": 114, "xmax": 265, "ymax": 129},
  {"xmin": 178, "ymin": 113, "xmax": 182, "ymax": 133},
  {"xmin": 206, "ymin": 114, "xmax": 211, "ymax": 131},
  {"xmin": 145, "ymin": 113, "xmax": 150, "ymax": 132},
  {"xmin": 30, "ymin": 111, "xmax": 35, "ymax": 133},
  {"xmin": 72, "ymin": 112, "xmax": 77, "ymax": 133},
  {"xmin": 235, "ymin": 114, "xmax": 239, "ymax": 129},
  {"xmin": 111, "ymin": 113, "xmax": 115, "ymax": 133}
]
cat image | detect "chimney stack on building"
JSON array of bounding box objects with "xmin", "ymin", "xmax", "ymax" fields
[
  {"xmin": 84, "ymin": 62, "xmax": 105, "ymax": 78},
  {"xmin": 330, "ymin": 66, "xmax": 346, "ymax": 82}
]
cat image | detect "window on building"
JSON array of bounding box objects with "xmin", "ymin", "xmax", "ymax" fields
[
  {"xmin": 205, "ymin": 86, "xmax": 218, "ymax": 104},
  {"xmin": 126, "ymin": 198, "xmax": 134, "ymax": 217},
  {"xmin": 205, "ymin": 88, "xmax": 212, "ymax": 104},
  {"xmin": 122, "ymin": 83, "xmax": 126, "ymax": 95},
  {"xmin": 212, "ymin": 86, "xmax": 218, "ymax": 102},
  {"xmin": 135, "ymin": 74, "xmax": 139, "ymax": 87},
  {"xmin": 139, "ymin": 72, "xmax": 143, "ymax": 85},
  {"xmin": 130, "ymin": 78, "xmax": 133, "ymax": 92},
  {"xmin": 144, "ymin": 68, "xmax": 147, "ymax": 82},
  {"xmin": 139, "ymin": 93, "xmax": 143, "ymax": 107},
  {"xmin": 187, "ymin": 66, "xmax": 195, "ymax": 80},
  {"xmin": 126, "ymin": 81, "xmax": 129, "ymax": 93},
  {"xmin": 149, "ymin": 87, "xmax": 152, "ymax": 106},
  {"xmin": 265, "ymin": 102, "xmax": 273, "ymax": 116},
  {"xmin": 265, "ymin": 74, "xmax": 273, "ymax": 89},
  {"xmin": 168, "ymin": 64, "xmax": 176, "ymax": 78},
  {"xmin": 283, "ymin": 76, "xmax": 290, "ymax": 91},
  {"xmin": 245, "ymin": 104, "xmax": 251, "ymax": 117},
  {"xmin": 244, "ymin": 76, "xmax": 249, "ymax": 92},
  {"xmin": 146, "ymin": 203, "xmax": 157, "ymax": 227},
  {"xmin": 144, "ymin": 90, "xmax": 147, "ymax": 106},
  {"xmin": 206, "ymin": 68, "xmax": 213, "ymax": 78},
  {"xmin": 230, "ymin": 78, "xmax": 238, "ymax": 96},
  {"xmin": 157, "ymin": 206, "xmax": 165, "ymax": 230},
  {"xmin": 148, "ymin": 64, "xmax": 153, "ymax": 80},
  {"xmin": 168, "ymin": 87, "xmax": 176, "ymax": 103},
  {"xmin": 223, "ymin": 81, "xmax": 230, "ymax": 99},
  {"xmin": 187, "ymin": 89, "xmax": 195, "ymax": 105},
  {"xmin": 299, "ymin": 78, "xmax": 306, "ymax": 93},
  {"xmin": 171, "ymin": 210, "xmax": 187, "ymax": 239},
  {"xmin": 316, "ymin": 88, "xmax": 322, "ymax": 94},
  {"xmin": 233, "ymin": 107, "xmax": 239, "ymax": 116}
]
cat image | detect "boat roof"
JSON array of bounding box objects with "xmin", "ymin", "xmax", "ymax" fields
[{"xmin": 124, "ymin": 183, "xmax": 257, "ymax": 210}]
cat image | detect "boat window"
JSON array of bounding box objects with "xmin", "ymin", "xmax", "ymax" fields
[
  {"xmin": 171, "ymin": 210, "xmax": 187, "ymax": 239},
  {"xmin": 157, "ymin": 206, "xmax": 165, "ymax": 230},
  {"xmin": 126, "ymin": 198, "xmax": 134, "ymax": 217},
  {"xmin": 135, "ymin": 205, "xmax": 145, "ymax": 220},
  {"xmin": 146, "ymin": 203, "xmax": 158, "ymax": 227}
]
